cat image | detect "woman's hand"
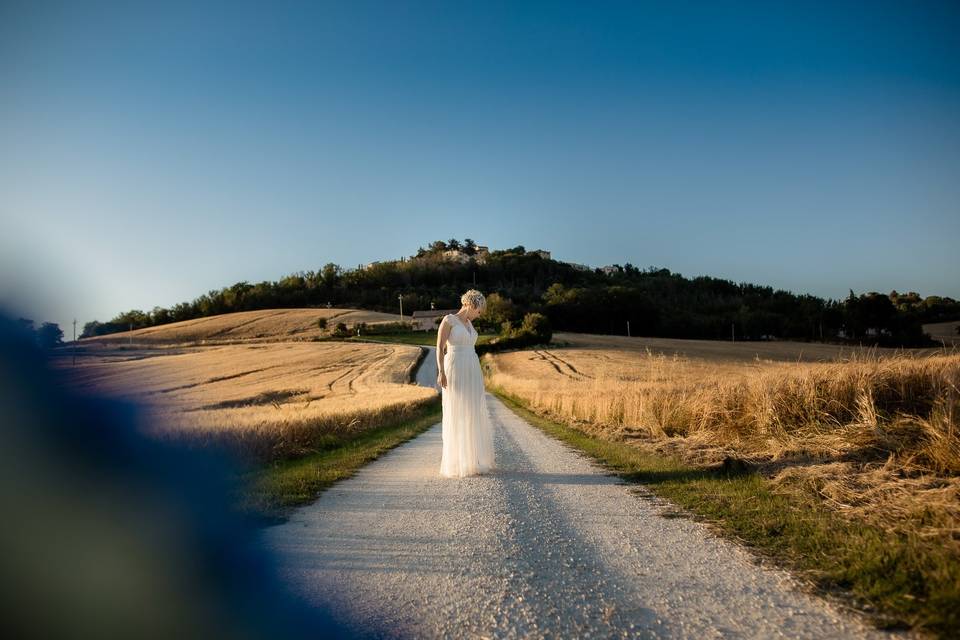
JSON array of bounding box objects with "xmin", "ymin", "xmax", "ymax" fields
[{"xmin": 437, "ymin": 371, "xmax": 447, "ymax": 389}]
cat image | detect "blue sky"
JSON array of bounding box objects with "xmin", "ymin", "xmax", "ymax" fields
[{"xmin": 2, "ymin": 0, "xmax": 959, "ymax": 334}]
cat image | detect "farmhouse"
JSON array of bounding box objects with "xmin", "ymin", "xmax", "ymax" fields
[{"xmin": 411, "ymin": 308, "xmax": 459, "ymax": 331}]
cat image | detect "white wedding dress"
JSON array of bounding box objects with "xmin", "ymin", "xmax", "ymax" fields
[{"xmin": 439, "ymin": 314, "xmax": 495, "ymax": 478}]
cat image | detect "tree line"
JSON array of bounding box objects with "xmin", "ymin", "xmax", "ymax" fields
[
  {"xmin": 13, "ymin": 318, "xmax": 64, "ymax": 350},
  {"xmin": 83, "ymin": 239, "xmax": 959, "ymax": 347}
]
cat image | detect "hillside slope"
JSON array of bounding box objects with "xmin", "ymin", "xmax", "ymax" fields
[{"xmin": 80, "ymin": 308, "xmax": 403, "ymax": 346}]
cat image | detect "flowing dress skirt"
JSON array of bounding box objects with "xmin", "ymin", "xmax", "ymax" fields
[{"xmin": 439, "ymin": 345, "xmax": 495, "ymax": 477}]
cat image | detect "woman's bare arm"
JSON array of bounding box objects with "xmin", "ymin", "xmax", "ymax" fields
[{"xmin": 436, "ymin": 316, "xmax": 450, "ymax": 375}]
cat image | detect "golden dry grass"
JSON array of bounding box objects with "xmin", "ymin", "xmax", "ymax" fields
[
  {"xmin": 81, "ymin": 308, "xmax": 404, "ymax": 346},
  {"xmin": 54, "ymin": 341, "xmax": 436, "ymax": 462},
  {"xmin": 486, "ymin": 333, "xmax": 960, "ymax": 546},
  {"xmin": 552, "ymin": 331, "xmax": 937, "ymax": 361}
]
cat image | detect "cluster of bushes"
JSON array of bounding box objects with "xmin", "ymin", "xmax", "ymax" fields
[
  {"xmin": 477, "ymin": 313, "xmax": 552, "ymax": 355},
  {"xmin": 325, "ymin": 320, "xmax": 414, "ymax": 338},
  {"xmin": 839, "ymin": 291, "xmax": 931, "ymax": 346},
  {"xmin": 12, "ymin": 317, "xmax": 63, "ymax": 350},
  {"xmin": 330, "ymin": 322, "xmax": 350, "ymax": 338}
]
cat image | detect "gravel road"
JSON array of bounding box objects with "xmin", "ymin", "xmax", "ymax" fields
[{"xmin": 261, "ymin": 348, "xmax": 895, "ymax": 639}]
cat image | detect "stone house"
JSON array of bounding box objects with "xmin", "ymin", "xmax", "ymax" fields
[{"xmin": 411, "ymin": 308, "xmax": 460, "ymax": 331}]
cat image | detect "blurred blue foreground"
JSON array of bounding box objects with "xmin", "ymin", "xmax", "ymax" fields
[{"xmin": 0, "ymin": 307, "xmax": 347, "ymax": 639}]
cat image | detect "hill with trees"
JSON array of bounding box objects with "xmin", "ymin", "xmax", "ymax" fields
[{"xmin": 82, "ymin": 239, "xmax": 959, "ymax": 347}]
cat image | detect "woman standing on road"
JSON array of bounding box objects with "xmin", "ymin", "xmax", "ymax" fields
[{"xmin": 436, "ymin": 289, "xmax": 496, "ymax": 477}]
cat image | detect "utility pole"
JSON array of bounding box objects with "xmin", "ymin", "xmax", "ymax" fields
[
  {"xmin": 731, "ymin": 322, "xmax": 735, "ymax": 342},
  {"xmin": 398, "ymin": 294, "xmax": 403, "ymax": 320},
  {"xmin": 129, "ymin": 322, "xmax": 133, "ymax": 346},
  {"xmin": 72, "ymin": 318, "xmax": 77, "ymax": 366},
  {"xmin": 626, "ymin": 320, "xmax": 631, "ymax": 337}
]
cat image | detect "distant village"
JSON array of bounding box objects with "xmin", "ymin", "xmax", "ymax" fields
[{"xmin": 361, "ymin": 243, "xmax": 623, "ymax": 276}]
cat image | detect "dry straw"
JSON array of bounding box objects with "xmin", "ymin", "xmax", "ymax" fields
[{"xmin": 487, "ymin": 346, "xmax": 960, "ymax": 544}]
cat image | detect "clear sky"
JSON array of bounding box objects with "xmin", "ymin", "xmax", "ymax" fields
[{"xmin": 2, "ymin": 0, "xmax": 959, "ymax": 335}]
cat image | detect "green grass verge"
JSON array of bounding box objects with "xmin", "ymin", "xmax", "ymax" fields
[
  {"xmin": 488, "ymin": 386, "xmax": 959, "ymax": 639},
  {"xmin": 238, "ymin": 399, "xmax": 441, "ymax": 523}
]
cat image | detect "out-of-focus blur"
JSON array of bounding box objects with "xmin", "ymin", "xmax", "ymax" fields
[{"xmin": 0, "ymin": 307, "xmax": 346, "ymax": 639}]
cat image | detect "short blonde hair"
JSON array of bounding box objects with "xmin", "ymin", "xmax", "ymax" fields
[{"xmin": 460, "ymin": 289, "xmax": 486, "ymax": 312}]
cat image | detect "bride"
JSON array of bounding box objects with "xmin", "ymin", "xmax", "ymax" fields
[{"xmin": 436, "ymin": 289, "xmax": 496, "ymax": 478}]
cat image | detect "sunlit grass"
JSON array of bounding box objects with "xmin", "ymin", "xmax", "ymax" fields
[{"xmin": 485, "ymin": 337, "xmax": 960, "ymax": 546}]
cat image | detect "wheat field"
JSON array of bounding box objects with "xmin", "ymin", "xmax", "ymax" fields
[
  {"xmin": 54, "ymin": 340, "xmax": 435, "ymax": 462},
  {"xmin": 82, "ymin": 307, "xmax": 404, "ymax": 346},
  {"xmin": 486, "ymin": 333, "xmax": 960, "ymax": 544}
]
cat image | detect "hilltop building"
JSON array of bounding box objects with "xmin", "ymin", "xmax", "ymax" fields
[
  {"xmin": 437, "ymin": 243, "xmax": 491, "ymax": 265},
  {"xmin": 441, "ymin": 249, "xmax": 473, "ymax": 264}
]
